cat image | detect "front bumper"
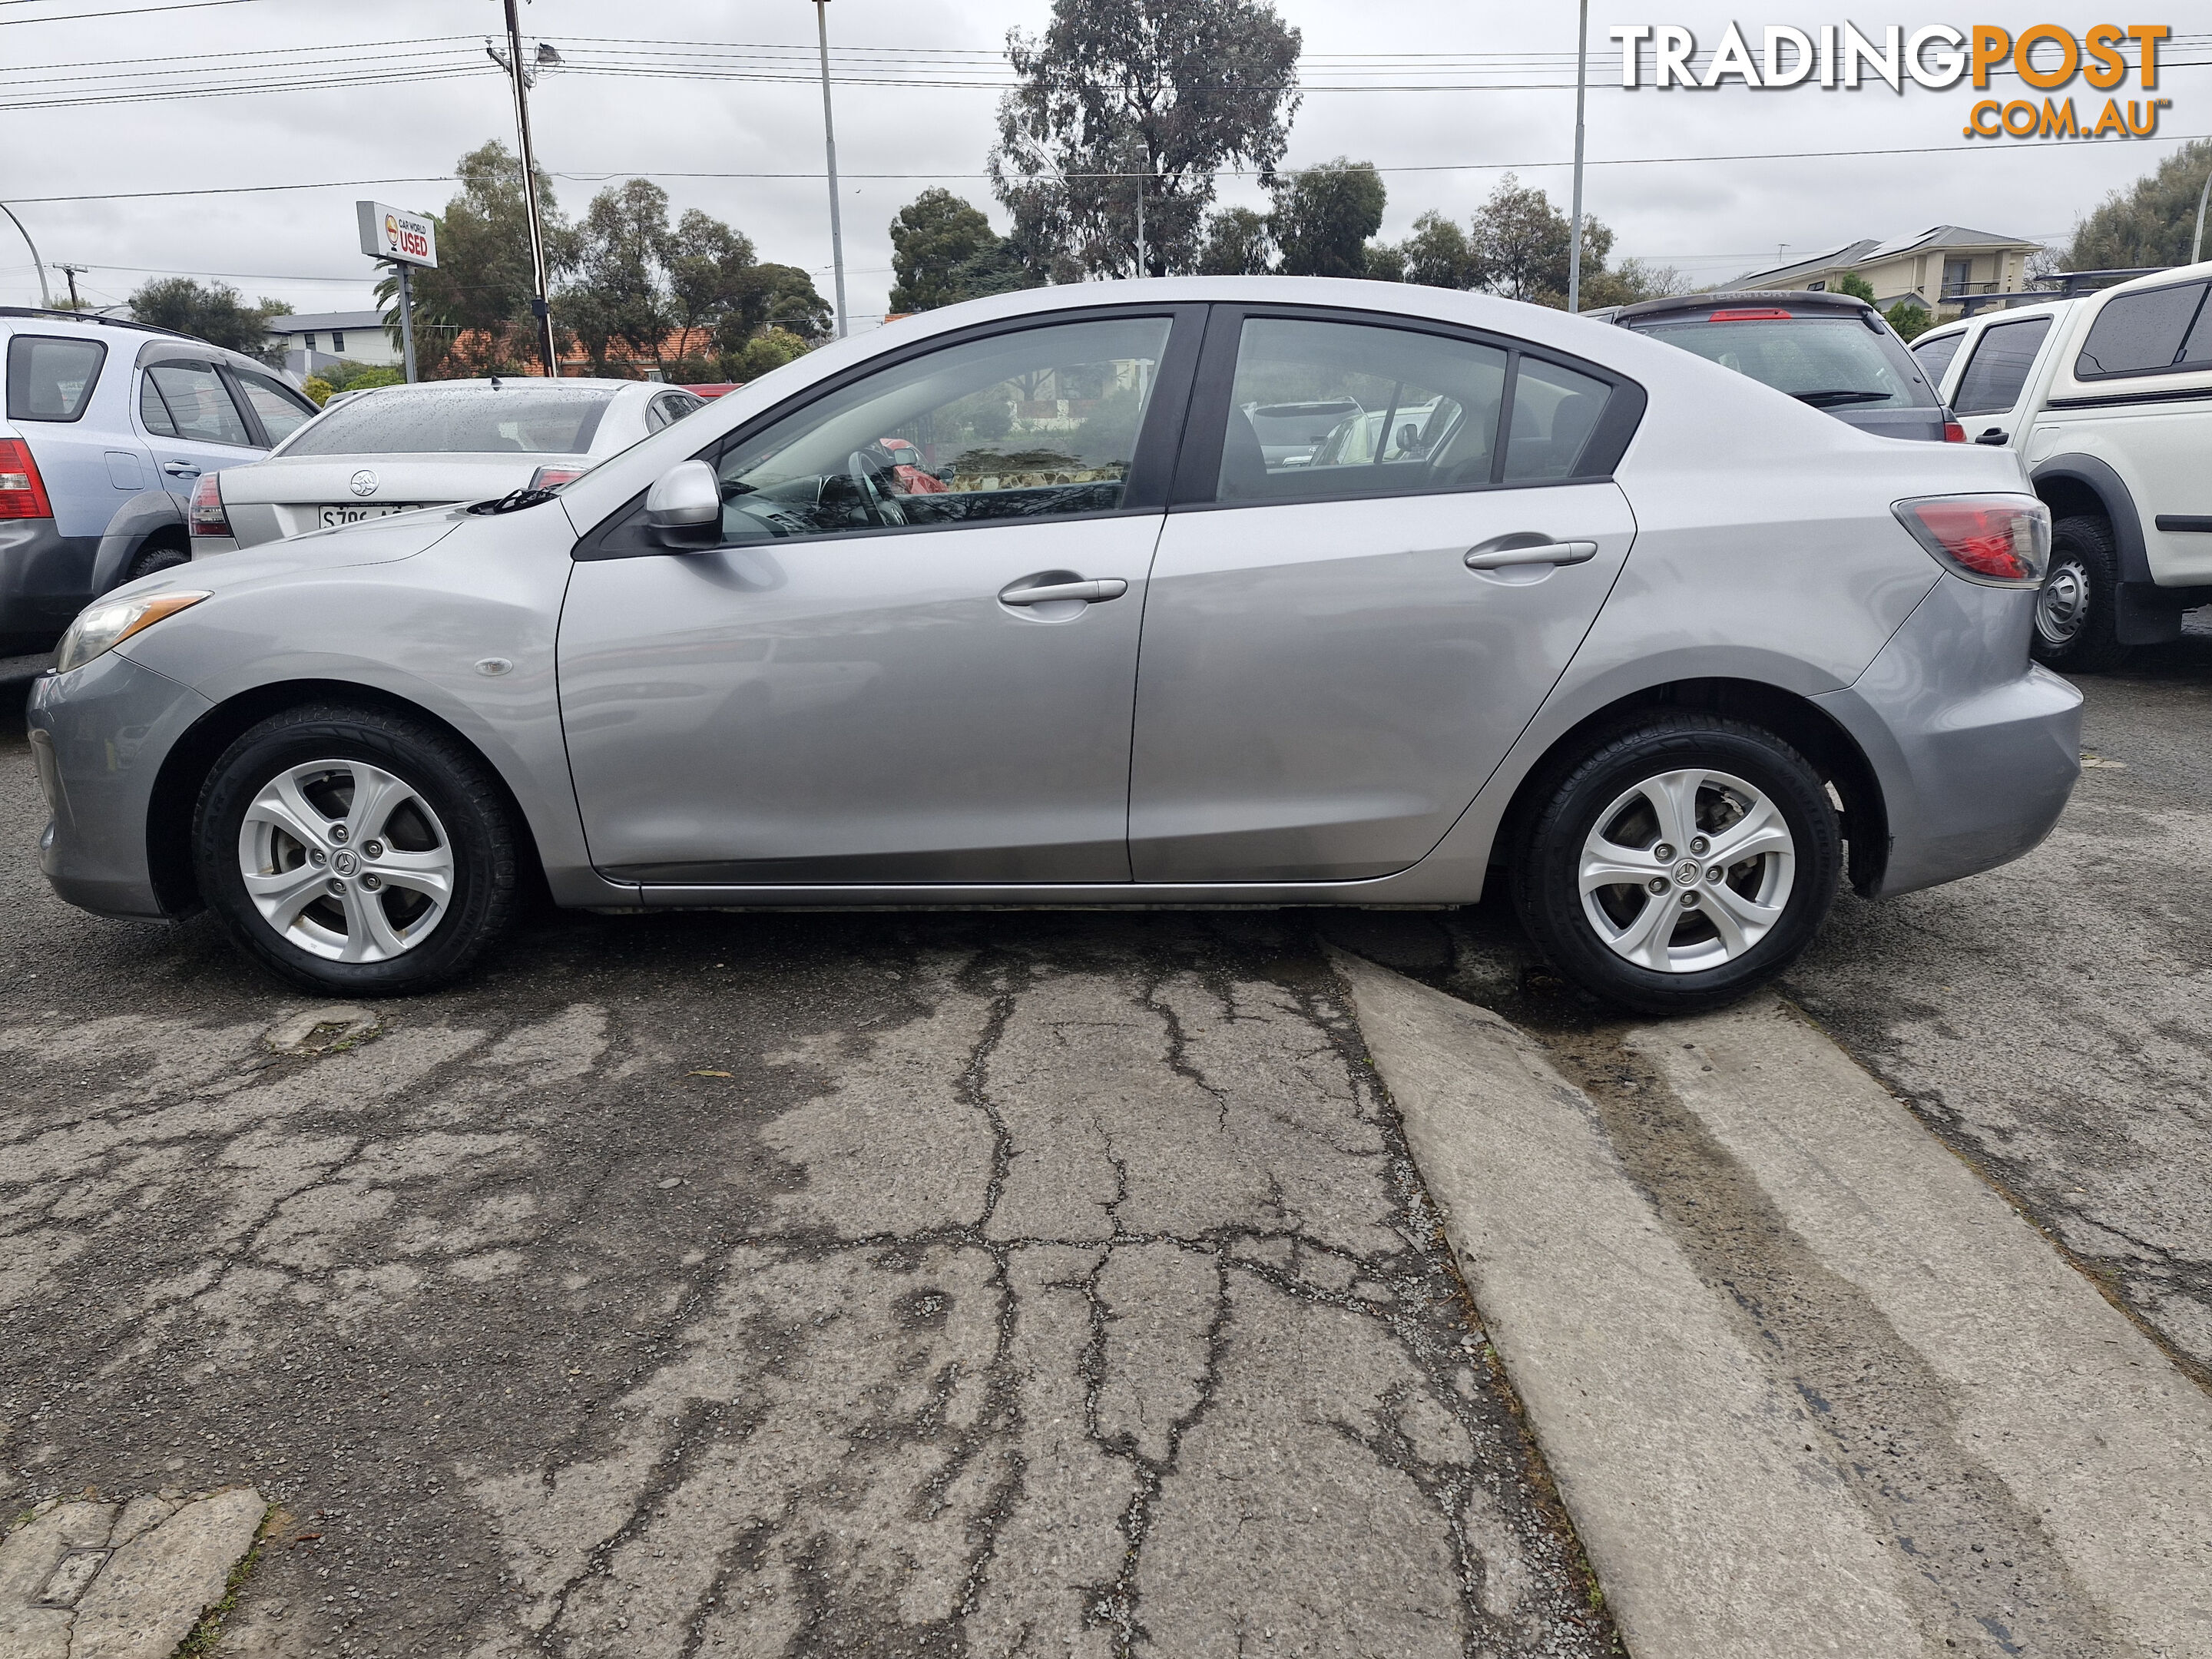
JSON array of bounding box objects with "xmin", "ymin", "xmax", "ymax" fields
[
  {"xmin": 1816, "ymin": 573, "xmax": 2082, "ymax": 899},
  {"xmin": 28, "ymin": 649, "xmax": 214, "ymax": 919}
]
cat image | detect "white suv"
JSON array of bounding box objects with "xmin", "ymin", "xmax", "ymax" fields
[{"xmin": 1910, "ymin": 262, "xmax": 2212, "ymax": 671}]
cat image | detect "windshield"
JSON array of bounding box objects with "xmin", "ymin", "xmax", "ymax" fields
[
  {"xmin": 1631, "ymin": 315, "xmax": 1939, "ymax": 409},
  {"xmin": 282, "ymin": 386, "xmax": 616, "ymax": 455}
]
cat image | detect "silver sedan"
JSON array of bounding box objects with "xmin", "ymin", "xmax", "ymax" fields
[{"xmin": 28, "ymin": 277, "xmax": 2081, "ymax": 1012}]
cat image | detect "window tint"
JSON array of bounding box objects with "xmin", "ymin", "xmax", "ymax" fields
[
  {"xmin": 1634, "ymin": 315, "xmax": 1937, "ymax": 408},
  {"xmin": 283, "ymin": 386, "xmax": 615, "ymax": 455},
  {"xmin": 1216, "ymin": 318, "xmax": 1508, "ymax": 502},
  {"xmin": 5, "ymin": 335, "xmax": 107, "ymax": 422},
  {"xmin": 144, "ymin": 363, "xmax": 253, "ymax": 446},
  {"xmin": 1503, "ymin": 358, "xmax": 1613, "ymax": 482},
  {"xmin": 1952, "ymin": 316, "xmax": 2053, "ymax": 415},
  {"xmin": 2075, "ymin": 282, "xmax": 2209, "ymax": 379},
  {"xmin": 705, "ymin": 316, "xmax": 1171, "ymax": 543},
  {"xmin": 141, "ymin": 375, "xmax": 177, "ymax": 438},
  {"xmin": 233, "ymin": 370, "xmax": 315, "ymax": 444},
  {"xmin": 1909, "ymin": 330, "xmax": 1965, "ymax": 387}
]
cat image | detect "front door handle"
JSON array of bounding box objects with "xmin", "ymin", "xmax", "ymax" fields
[
  {"xmin": 999, "ymin": 577, "xmax": 1128, "ymax": 605},
  {"xmin": 1464, "ymin": 540, "xmax": 1598, "ymax": 571},
  {"xmin": 161, "ymin": 460, "xmax": 200, "ymax": 477}
]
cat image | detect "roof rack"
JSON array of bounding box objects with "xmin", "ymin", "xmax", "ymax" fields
[
  {"xmin": 0, "ymin": 305, "xmax": 197, "ymax": 342},
  {"xmin": 1952, "ymin": 268, "xmax": 2170, "ymax": 316}
]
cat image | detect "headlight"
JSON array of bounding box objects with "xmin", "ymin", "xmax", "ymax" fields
[{"xmin": 55, "ymin": 591, "xmax": 210, "ymax": 674}]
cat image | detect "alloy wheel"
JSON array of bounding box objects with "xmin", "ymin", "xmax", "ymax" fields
[
  {"xmin": 1578, "ymin": 767, "xmax": 1796, "ymax": 973},
  {"xmin": 236, "ymin": 759, "xmax": 454, "ymax": 962}
]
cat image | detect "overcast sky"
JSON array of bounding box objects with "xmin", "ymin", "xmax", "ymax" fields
[{"xmin": 3, "ymin": 1, "xmax": 2202, "ymax": 329}]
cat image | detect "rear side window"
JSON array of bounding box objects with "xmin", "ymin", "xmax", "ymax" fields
[
  {"xmin": 1952, "ymin": 316, "xmax": 2053, "ymax": 415},
  {"xmin": 2074, "ymin": 281, "xmax": 2210, "ymax": 379},
  {"xmin": 283, "ymin": 386, "xmax": 615, "ymax": 455},
  {"xmin": 5, "ymin": 335, "xmax": 108, "ymax": 422},
  {"xmin": 142, "ymin": 363, "xmax": 253, "ymax": 446},
  {"xmin": 1503, "ymin": 358, "xmax": 1614, "ymax": 483},
  {"xmin": 233, "ymin": 369, "xmax": 316, "ymax": 444},
  {"xmin": 1632, "ymin": 313, "xmax": 1939, "ymax": 409},
  {"xmin": 1909, "ymin": 330, "xmax": 1965, "ymax": 387}
]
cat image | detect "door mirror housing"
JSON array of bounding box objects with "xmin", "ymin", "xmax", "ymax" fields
[{"xmin": 644, "ymin": 459, "xmax": 721, "ymax": 549}]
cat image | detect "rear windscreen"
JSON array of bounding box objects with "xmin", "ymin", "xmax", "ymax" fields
[
  {"xmin": 1632, "ymin": 315, "xmax": 1939, "ymax": 409},
  {"xmin": 6, "ymin": 335, "xmax": 107, "ymax": 422},
  {"xmin": 282, "ymin": 386, "xmax": 615, "ymax": 455}
]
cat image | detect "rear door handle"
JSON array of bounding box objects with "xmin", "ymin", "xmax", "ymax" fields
[
  {"xmin": 999, "ymin": 577, "xmax": 1128, "ymax": 605},
  {"xmin": 1975, "ymin": 428, "xmax": 2009, "ymax": 445},
  {"xmin": 161, "ymin": 460, "xmax": 200, "ymax": 477},
  {"xmin": 1464, "ymin": 541, "xmax": 1598, "ymax": 571}
]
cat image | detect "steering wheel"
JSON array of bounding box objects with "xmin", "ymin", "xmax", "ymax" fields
[{"xmin": 846, "ymin": 450, "xmax": 907, "ymax": 528}]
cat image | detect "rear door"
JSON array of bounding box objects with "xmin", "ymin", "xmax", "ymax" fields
[
  {"xmin": 136, "ymin": 357, "xmax": 263, "ymax": 503},
  {"xmin": 1128, "ymin": 307, "xmax": 1642, "ymax": 882},
  {"xmin": 3, "ymin": 331, "xmax": 144, "ymax": 541}
]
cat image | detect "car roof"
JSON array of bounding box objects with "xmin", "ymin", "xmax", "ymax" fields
[
  {"xmin": 2090, "ymin": 256, "xmax": 2212, "ymax": 301},
  {"xmin": 0, "ymin": 306, "xmax": 196, "ymax": 342},
  {"xmin": 1610, "ymin": 289, "xmax": 1880, "ymax": 323}
]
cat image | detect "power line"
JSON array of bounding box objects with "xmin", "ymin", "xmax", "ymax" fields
[{"xmin": 0, "ymin": 0, "xmax": 269, "ymax": 23}]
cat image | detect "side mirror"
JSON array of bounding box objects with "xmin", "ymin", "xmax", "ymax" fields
[{"xmin": 644, "ymin": 459, "xmax": 721, "ymax": 550}]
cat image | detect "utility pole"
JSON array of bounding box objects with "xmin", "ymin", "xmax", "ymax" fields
[
  {"xmin": 1565, "ymin": 0, "xmax": 1589, "ymax": 314},
  {"xmin": 57, "ymin": 263, "xmax": 87, "ymax": 310},
  {"xmin": 811, "ymin": 0, "xmax": 849, "ymax": 337},
  {"xmin": 0, "ymin": 203, "xmax": 52, "ymax": 309},
  {"xmin": 393, "ymin": 263, "xmax": 419, "ymax": 382},
  {"xmin": 496, "ymin": 0, "xmax": 558, "ymax": 376},
  {"xmin": 2193, "ymin": 161, "xmax": 2210, "ymax": 265}
]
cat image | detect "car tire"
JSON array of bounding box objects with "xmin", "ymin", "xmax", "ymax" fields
[
  {"xmin": 2031, "ymin": 515, "xmax": 2129, "ymax": 674},
  {"xmin": 125, "ymin": 543, "xmax": 189, "ymax": 584},
  {"xmin": 192, "ymin": 703, "xmax": 519, "ymax": 995},
  {"xmin": 1512, "ymin": 714, "xmax": 1841, "ymax": 1016}
]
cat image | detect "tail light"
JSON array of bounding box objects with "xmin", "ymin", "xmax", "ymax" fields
[
  {"xmin": 189, "ymin": 471, "xmax": 231, "ymax": 538},
  {"xmin": 1942, "ymin": 420, "xmax": 1966, "ymax": 443},
  {"xmin": 0, "ymin": 438, "xmax": 53, "ymax": 519},
  {"xmin": 1893, "ymin": 495, "xmax": 2050, "ymax": 587},
  {"xmin": 527, "ymin": 464, "xmax": 588, "ymax": 490}
]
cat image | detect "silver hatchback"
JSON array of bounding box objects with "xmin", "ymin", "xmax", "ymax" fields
[{"xmin": 28, "ymin": 278, "xmax": 2081, "ymax": 1012}]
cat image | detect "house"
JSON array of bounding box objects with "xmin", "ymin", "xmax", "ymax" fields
[
  {"xmin": 1732, "ymin": 227, "xmax": 2046, "ymax": 317},
  {"xmin": 265, "ymin": 310, "xmax": 398, "ymax": 378}
]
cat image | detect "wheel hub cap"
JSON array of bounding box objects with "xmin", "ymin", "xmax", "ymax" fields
[
  {"xmin": 2036, "ymin": 561, "xmax": 2089, "ymax": 646},
  {"xmin": 237, "ymin": 759, "xmax": 453, "ymax": 963},
  {"xmin": 1578, "ymin": 767, "xmax": 1796, "ymax": 975}
]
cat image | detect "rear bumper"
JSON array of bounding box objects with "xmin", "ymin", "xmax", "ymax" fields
[
  {"xmin": 28, "ymin": 650, "xmax": 213, "ymax": 919},
  {"xmin": 1816, "ymin": 574, "xmax": 2082, "ymax": 898},
  {"xmin": 0, "ymin": 519, "xmax": 99, "ymax": 649}
]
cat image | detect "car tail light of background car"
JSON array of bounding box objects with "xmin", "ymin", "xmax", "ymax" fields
[
  {"xmin": 1942, "ymin": 420, "xmax": 1967, "ymax": 442},
  {"xmin": 1893, "ymin": 495, "xmax": 2050, "ymax": 586},
  {"xmin": 528, "ymin": 464, "xmax": 589, "ymax": 490},
  {"xmin": 0, "ymin": 438, "xmax": 53, "ymax": 518},
  {"xmin": 188, "ymin": 471, "xmax": 232, "ymax": 538}
]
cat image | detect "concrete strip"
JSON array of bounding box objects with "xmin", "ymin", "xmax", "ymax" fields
[
  {"xmin": 1331, "ymin": 950, "xmax": 1931, "ymax": 1659},
  {"xmin": 1629, "ymin": 1000, "xmax": 2212, "ymax": 1657},
  {"xmin": 0, "ymin": 1488, "xmax": 265, "ymax": 1659}
]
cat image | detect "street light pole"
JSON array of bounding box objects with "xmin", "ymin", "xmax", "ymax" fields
[
  {"xmin": 1566, "ymin": 0, "xmax": 1589, "ymax": 314},
  {"xmin": 0, "ymin": 202, "xmax": 52, "ymax": 309},
  {"xmin": 500, "ymin": 0, "xmax": 558, "ymax": 376},
  {"xmin": 812, "ymin": 0, "xmax": 849, "ymax": 338}
]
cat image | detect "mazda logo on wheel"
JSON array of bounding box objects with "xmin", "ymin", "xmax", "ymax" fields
[{"xmin": 349, "ymin": 469, "xmax": 378, "ymax": 498}]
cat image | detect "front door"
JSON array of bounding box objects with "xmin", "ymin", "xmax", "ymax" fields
[
  {"xmin": 1949, "ymin": 313, "xmax": 2054, "ymax": 449},
  {"xmin": 559, "ymin": 310, "xmax": 1195, "ymax": 886},
  {"xmin": 1130, "ymin": 310, "xmax": 1640, "ymax": 882}
]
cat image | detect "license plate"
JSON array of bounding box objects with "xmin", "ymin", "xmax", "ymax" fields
[{"xmin": 317, "ymin": 503, "xmax": 417, "ymax": 528}]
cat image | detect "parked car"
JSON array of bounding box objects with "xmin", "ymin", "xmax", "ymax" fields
[
  {"xmin": 0, "ymin": 307, "xmax": 314, "ymax": 652},
  {"xmin": 29, "ymin": 277, "xmax": 2077, "ymax": 1015},
  {"xmin": 190, "ymin": 378, "xmax": 707, "ymax": 553},
  {"xmin": 1906, "ymin": 263, "xmax": 2212, "ymax": 671},
  {"xmin": 1601, "ymin": 290, "xmax": 1963, "ymax": 444}
]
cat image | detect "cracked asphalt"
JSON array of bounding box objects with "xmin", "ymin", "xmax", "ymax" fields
[{"xmin": 0, "ymin": 660, "xmax": 1612, "ymax": 1658}]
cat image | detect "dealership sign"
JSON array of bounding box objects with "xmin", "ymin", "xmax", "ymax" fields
[
  {"xmin": 356, "ymin": 200, "xmax": 438, "ymax": 268},
  {"xmin": 1609, "ymin": 23, "xmax": 2172, "ymax": 140}
]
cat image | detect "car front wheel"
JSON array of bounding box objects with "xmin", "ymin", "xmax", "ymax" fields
[
  {"xmin": 1513, "ymin": 714, "xmax": 1841, "ymax": 1015},
  {"xmin": 193, "ymin": 704, "xmax": 519, "ymax": 995}
]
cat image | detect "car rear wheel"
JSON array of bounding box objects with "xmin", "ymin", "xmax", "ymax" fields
[
  {"xmin": 2031, "ymin": 515, "xmax": 2129, "ymax": 674},
  {"xmin": 1513, "ymin": 715, "xmax": 1841, "ymax": 1015},
  {"xmin": 193, "ymin": 704, "xmax": 519, "ymax": 995}
]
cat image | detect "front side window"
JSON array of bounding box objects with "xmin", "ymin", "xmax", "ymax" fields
[
  {"xmin": 5, "ymin": 335, "xmax": 107, "ymax": 422},
  {"xmin": 1952, "ymin": 316, "xmax": 2053, "ymax": 415},
  {"xmin": 1909, "ymin": 330, "xmax": 1965, "ymax": 388},
  {"xmin": 2075, "ymin": 281, "xmax": 2210, "ymax": 380},
  {"xmin": 142, "ymin": 363, "xmax": 252, "ymax": 446},
  {"xmin": 704, "ymin": 316, "xmax": 1171, "ymax": 543},
  {"xmin": 233, "ymin": 369, "xmax": 316, "ymax": 443}
]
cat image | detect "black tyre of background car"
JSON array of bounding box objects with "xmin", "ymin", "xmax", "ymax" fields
[
  {"xmin": 193, "ymin": 703, "xmax": 519, "ymax": 995},
  {"xmin": 125, "ymin": 544, "xmax": 190, "ymax": 583},
  {"xmin": 1513, "ymin": 714, "xmax": 1842, "ymax": 1016},
  {"xmin": 2030, "ymin": 514, "xmax": 2129, "ymax": 674}
]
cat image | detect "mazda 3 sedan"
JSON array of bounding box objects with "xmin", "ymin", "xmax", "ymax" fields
[{"xmin": 28, "ymin": 278, "xmax": 2081, "ymax": 1013}]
